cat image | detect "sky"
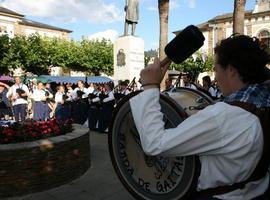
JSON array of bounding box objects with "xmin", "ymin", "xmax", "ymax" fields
[{"xmin": 0, "ymin": 0, "xmax": 256, "ymax": 50}]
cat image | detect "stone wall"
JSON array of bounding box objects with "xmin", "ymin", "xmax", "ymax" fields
[{"xmin": 0, "ymin": 124, "xmax": 90, "ymax": 198}]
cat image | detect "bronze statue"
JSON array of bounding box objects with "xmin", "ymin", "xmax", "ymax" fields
[{"xmin": 124, "ymin": 0, "xmax": 139, "ymax": 36}]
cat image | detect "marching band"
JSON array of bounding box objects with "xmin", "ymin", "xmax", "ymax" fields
[{"xmin": 0, "ymin": 77, "xmax": 138, "ymax": 133}]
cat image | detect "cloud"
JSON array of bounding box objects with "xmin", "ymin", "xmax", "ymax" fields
[
  {"xmin": 187, "ymin": 0, "xmax": 196, "ymax": 9},
  {"xmin": 170, "ymin": 1, "xmax": 180, "ymax": 9},
  {"xmin": 148, "ymin": 6, "xmax": 157, "ymax": 11},
  {"xmin": 147, "ymin": 0, "xmax": 179, "ymax": 12},
  {"xmin": 87, "ymin": 29, "xmax": 119, "ymax": 42},
  {"xmin": 0, "ymin": 0, "xmax": 123, "ymax": 23}
]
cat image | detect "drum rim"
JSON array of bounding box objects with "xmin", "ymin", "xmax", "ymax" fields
[
  {"xmin": 163, "ymin": 87, "xmax": 214, "ymax": 104},
  {"xmin": 108, "ymin": 89, "xmax": 202, "ymax": 200}
]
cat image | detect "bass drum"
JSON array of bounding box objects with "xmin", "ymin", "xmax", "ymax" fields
[{"xmin": 109, "ymin": 88, "xmax": 213, "ymax": 200}]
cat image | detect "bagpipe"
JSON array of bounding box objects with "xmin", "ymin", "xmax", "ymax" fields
[
  {"xmin": 42, "ymin": 90, "xmax": 55, "ymax": 103},
  {"xmin": 15, "ymin": 88, "xmax": 27, "ymax": 100},
  {"xmin": 114, "ymin": 77, "xmax": 136, "ymax": 103},
  {"xmin": 108, "ymin": 25, "xmax": 213, "ymax": 200},
  {"xmin": 86, "ymin": 91, "xmax": 110, "ymax": 109}
]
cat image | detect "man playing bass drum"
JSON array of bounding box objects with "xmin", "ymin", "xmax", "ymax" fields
[{"xmin": 130, "ymin": 35, "xmax": 270, "ymax": 199}]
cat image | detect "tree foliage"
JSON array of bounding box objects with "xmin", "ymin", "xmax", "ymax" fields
[
  {"xmin": 0, "ymin": 34, "xmax": 113, "ymax": 76},
  {"xmin": 170, "ymin": 52, "xmax": 214, "ymax": 81}
]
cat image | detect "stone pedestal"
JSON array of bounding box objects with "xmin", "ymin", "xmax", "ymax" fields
[{"xmin": 114, "ymin": 36, "xmax": 144, "ymax": 83}]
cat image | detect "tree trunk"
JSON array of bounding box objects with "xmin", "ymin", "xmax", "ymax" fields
[
  {"xmin": 158, "ymin": 0, "xmax": 169, "ymax": 90},
  {"xmin": 233, "ymin": 0, "xmax": 246, "ymax": 34}
]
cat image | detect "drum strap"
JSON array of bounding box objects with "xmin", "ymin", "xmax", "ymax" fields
[{"xmin": 197, "ymin": 101, "xmax": 270, "ymax": 197}]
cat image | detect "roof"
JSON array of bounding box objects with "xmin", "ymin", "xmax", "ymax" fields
[
  {"xmin": 40, "ymin": 75, "xmax": 112, "ymax": 84},
  {"xmin": 174, "ymin": 9, "xmax": 270, "ymax": 34},
  {"xmin": 0, "ymin": 6, "xmax": 24, "ymax": 18},
  {"xmin": 20, "ymin": 19, "xmax": 72, "ymax": 33},
  {"xmin": 208, "ymin": 10, "xmax": 253, "ymax": 23}
]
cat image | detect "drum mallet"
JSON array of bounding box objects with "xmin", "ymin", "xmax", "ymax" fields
[{"xmin": 160, "ymin": 25, "xmax": 205, "ymax": 67}]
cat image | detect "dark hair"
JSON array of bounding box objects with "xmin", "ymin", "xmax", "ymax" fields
[
  {"xmin": 107, "ymin": 82, "xmax": 114, "ymax": 90},
  {"xmin": 214, "ymin": 35, "xmax": 270, "ymax": 84},
  {"xmin": 202, "ymin": 75, "xmax": 211, "ymax": 85},
  {"xmin": 182, "ymin": 73, "xmax": 192, "ymax": 80}
]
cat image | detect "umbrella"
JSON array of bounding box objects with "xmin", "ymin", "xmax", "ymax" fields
[
  {"xmin": 24, "ymin": 76, "xmax": 50, "ymax": 84},
  {"xmin": 87, "ymin": 76, "xmax": 112, "ymax": 84},
  {"xmin": 0, "ymin": 76, "xmax": 13, "ymax": 81}
]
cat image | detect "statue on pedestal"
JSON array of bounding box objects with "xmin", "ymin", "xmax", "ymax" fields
[{"xmin": 124, "ymin": 0, "xmax": 139, "ymax": 36}]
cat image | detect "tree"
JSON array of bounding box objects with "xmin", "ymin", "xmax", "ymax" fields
[
  {"xmin": 0, "ymin": 35, "xmax": 114, "ymax": 76},
  {"xmin": 2, "ymin": 35, "xmax": 28, "ymax": 72},
  {"xmin": 144, "ymin": 49, "xmax": 158, "ymax": 67},
  {"xmin": 80, "ymin": 39, "xmax": 113, "ymax": 76},
  {"xmin": 233, "ymin": 0, "xmax": 246, "ymax": 34},
  {"xmin": 25, "ymin": 34, "xmax": 50, "ymax": 75},
  {"xmin": 0, "ymin": 34, "xmax": 10, "ymax": 74},
  {"xmin": 170, "ymin": 53, "xmax": 214, "ymax": 82},
  {"xmin": 158, "ymin": 0, "xmax": 169, "ymax": 60},
  {"xmin": 158, "ymin": 0, "xmax": 170, "ymax": 89}
]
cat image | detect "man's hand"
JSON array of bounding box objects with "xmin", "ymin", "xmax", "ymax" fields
[
  {"xmin": 140, "ymin": 57, "xmax": 170, "ymax": 89},
  {"xmin": 11, "ymin": 95, "xmax": 17, "ymax": 100}
]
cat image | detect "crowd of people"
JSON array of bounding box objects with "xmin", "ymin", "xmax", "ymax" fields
[
  {"xmin": 0, "ymin": 77, "xmax": 137, "ymax": 133},
  {"xmin": 0, "ymin": 73, "xmax": 223, "ymax": 132},
  {"xmin": 164, "ymin": 73, "xmax": 222, "ymax": 100}
]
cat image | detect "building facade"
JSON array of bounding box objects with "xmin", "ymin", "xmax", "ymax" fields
[
  {"xmin": 0, "ymin": 6, "xmax": 72, "ymax": 39},
  {"xmin": 175, "ymin": 0, "xmax": 270, "ymax": 55}
]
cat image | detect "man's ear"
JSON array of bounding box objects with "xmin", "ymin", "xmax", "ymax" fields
[{"xmin": 227, "ymin": 65, "xmax": 238, "ymax": 77}]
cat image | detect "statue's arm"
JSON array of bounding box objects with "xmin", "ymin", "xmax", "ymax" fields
[
  {"xmin": 124, "ymin": 0, "xmax": 128, "ymax": 11},
  {"xmin": 136, "ymin": 1, "xmax": 139, "ymax": 19}
]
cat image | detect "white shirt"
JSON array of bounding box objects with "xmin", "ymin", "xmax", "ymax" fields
[
  {"xmin": 129, "ymin": 88, "xmax": 268, "ymax": 200},
  {"xmin": 208, "ymin": 86, "xmax": 217, "ymax": 97},
  {"xmin": 184, "ymin": 83, "xmax": 197, "ymax": 90},
  {"xmin": 55, "ymin": 92, "xmax": 64, "ymax": 104},
  {"xmin": 32, "ymin": 89, "xmax": 46, "ymax": 102},
  {"xmin": 87, "ymin": 86, "xmax": 94, "ymax": 94},
  {"xmin": 6, "ymin": 83, "xmax": 29, "ymax": 105},
  {"xmin": 103, "ymin": 91, "xmax": 115, "ymax": 103},
  {"xmin": 73, "ymin": 87, "xmax": 89, "ymax": 99}
]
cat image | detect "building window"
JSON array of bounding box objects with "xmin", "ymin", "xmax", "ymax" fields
[
  {"xmin": 258, "ymin": 30, "xmax": 270, "ymax": 52},
  {"xmin": 0, "ymin": 25, "xmax": 7, "ymax": 33}
]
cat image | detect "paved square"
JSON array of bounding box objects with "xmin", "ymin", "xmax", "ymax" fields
[{"xmin": 6, "ymin": 130, "xmax": 134, "ymax": 200}]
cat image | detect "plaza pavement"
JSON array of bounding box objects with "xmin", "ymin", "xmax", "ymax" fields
[{"xmin": 7, "ymin": 130, "xmax": 135, "ymax": 200}]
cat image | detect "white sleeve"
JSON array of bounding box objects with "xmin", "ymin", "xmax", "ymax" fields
[
  {"xmin": 209, "ymin": 87, "xmax": 217, "ymax": 97},
  {"xmin": 54, "ymin": 93, "xmax": 63, "ymax": 103},
  {"xmin": 129, "ymin": 88, "xmax": 223, "ymax": 157},
  {"xmin": 6, "ymin": 86, "xmax": 13, "ymax": 98},
  {"xmin": 103, "ymin": 92, "xmax": 115, "ymax": 102},
  {"xmin": 82, "ymin": 88, "xmax": 89, "ymax": 98},
  {"xmin": 92, "ymin": 97, "xmax": 100, "ymax": 103},
  {"xmin": 72, "ymin": 88, "xmax": 78, "ymax": 99},
  {"xmin": 23, "ymin": 85, "xmax": 30, "ymax": 96}
]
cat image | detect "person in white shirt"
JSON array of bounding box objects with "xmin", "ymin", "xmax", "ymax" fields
[
  {"xmin": 66, "ymin": 83, "xmax": 74, "ymax": 102},
  {"xmin": 6, "ymin": 76, "xmax": 29, "ymax": 122},
  {"xmin": 54, "ymin": 85, "xmax": 66, "ymax": 120},
  {"xmin": 130, "ymin": 35, "xmax": 270, "ymax": 199},
  {"xmin": 87, "ymin": 83, "xmax": 95, "ymax": 94},
  {"xmin": 99, "ymin": 82, "xmax": 115, "ymax": 133},
  {"xmin": 72, "ymin": 80, "xmax": 89, "ymax": 100},
  {"xmin": 182, "ymin": 73, "xmax": 197, "ymax": 90},
  {"xmin": 88, "ymin": 84, "xmax": 101, "ymax": 130},
  {"xmin": 202, "ymin": 75, "xmax": 217, "ymax": 98},
  {"xmin": 32, "ymin": 82, "xmax": 46, "ymax": 121}
]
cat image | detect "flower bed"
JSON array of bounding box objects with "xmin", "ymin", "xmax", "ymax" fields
[
  {"xmin": 0, "ymin": 118, "xmax": 73, "ymax": 144},
  {"xmin": 0, "ymin": 124, "xmax": 90, "ymax": 198}
]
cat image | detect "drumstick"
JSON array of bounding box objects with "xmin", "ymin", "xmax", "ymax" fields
[{"xmin": 160, "ymin": 25, "xmax": 205, "ymax": 68}]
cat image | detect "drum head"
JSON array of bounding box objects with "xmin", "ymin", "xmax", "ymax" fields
[{"xmin": 109, "ymin": 90, "xmax": 204, "ymax": 200}]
